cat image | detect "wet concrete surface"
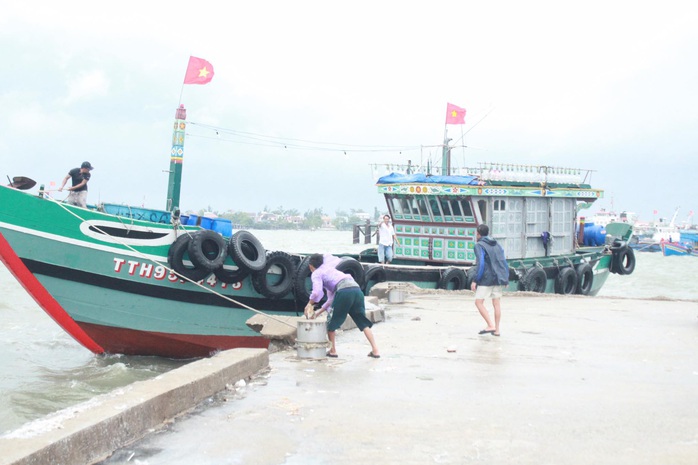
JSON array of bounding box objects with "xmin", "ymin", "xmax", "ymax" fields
[{"xmin": 100, "ymin": 293, "xmax": 698, "ymax": 465}]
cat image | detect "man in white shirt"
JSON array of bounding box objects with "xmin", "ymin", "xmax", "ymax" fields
[{"xmin": 377, "ymin": 215, "xmax": 400, "ymax": 264}]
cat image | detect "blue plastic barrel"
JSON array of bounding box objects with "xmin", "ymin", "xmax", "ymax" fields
[
  {"xmin": 200, "ymin": 217, "xmax": 214, "ymax": 230},
  {"xmin": 179, "ymin": 215, "xmax": 189, "ymax": 225},
  {"xmin": 213, "ymin": 218, "xmax": 233, "ymax": 237},
  {"xmin": 583, "ymin": 224, "xmax": 607, "ymax": 246},
  {"xmin": 187, "ymin": 215, "xmax": 200, "ymax": 226}
]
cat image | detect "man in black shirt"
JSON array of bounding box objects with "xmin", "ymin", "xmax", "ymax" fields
[{"xmin": 59, "ymin": 161, "xmax": 93, "ymax": 208}]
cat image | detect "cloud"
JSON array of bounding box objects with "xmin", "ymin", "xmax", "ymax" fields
[{"xmin": 61, "ymin": 70, "xmax": 110, "ymax": 105}]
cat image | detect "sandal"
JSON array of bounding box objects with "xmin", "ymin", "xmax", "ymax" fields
[
  {"xmin": 367, "ymin": 351, "xmax": 381, "ymax": 359},
  {"xmin": 326, "ymin": 352, "xmax": 338, "ymax": 358}
]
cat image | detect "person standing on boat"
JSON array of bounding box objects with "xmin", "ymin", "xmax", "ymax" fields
[
  {"xmin": 470, "ymin": 224, "xmax": 509, "ymax": 337},
  {"xmin": 377, "ymin": 215, "xmax": 400, "ymax": 264},
  {"xmin": 58, "ymin": 161, "xmax": 93, "ymax": 208},
  {"xmin": 305, "ymin": 253, "xmax": 380, "ymax": 358}
]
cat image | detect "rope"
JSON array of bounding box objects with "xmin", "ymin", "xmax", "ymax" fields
[{"xmin": 42, "ymin": 195, "xmax": 297, "ymax": 328}]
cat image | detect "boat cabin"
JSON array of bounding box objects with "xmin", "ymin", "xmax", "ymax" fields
[{"xmin": 377, "ymin": 164, "xmax": 602, "ymax": 265}]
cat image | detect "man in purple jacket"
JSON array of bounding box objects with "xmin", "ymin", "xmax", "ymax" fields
[{"xmin": 306, "ymin": 253, "xmax": 380, "ymax": 358}]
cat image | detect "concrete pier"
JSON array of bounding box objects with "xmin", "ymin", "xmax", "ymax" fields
[
  {"xmin": 0, "ymin": 349, "xmax": 268, "ymax": 465},
  {"xmin": 3, "ymin": 292, "xmax": 698, "ymax": 464}
]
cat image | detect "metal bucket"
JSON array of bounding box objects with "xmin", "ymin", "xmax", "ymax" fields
[
  {"xmin": 388, "ymin": 288, "xmax": 407, "ymax": 303},
  {"xmin": 296, "ymin": 320, "xmax": 328, "ymax": 359}
]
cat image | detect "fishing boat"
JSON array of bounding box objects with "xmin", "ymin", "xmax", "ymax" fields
[
  {"xmin": 660, "ymin": 241, "xmax": 697, "ymax": 257},
  {"xmin": 364, "ymin": 160, "xmax": 635, "ymax": 295},
  {"xmin": 0, "ymin": 106, "xmax": 636, "ymax": 359}
]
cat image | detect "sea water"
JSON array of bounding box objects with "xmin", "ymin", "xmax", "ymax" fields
[{"xmin": 1, "ymin": 229, "xmax": 696, "ymax": 433}]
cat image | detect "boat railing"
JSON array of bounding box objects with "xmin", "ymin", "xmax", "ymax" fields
[{"xmin": 371, "ymin": 162, "xmax": 594, "ymax": 186}]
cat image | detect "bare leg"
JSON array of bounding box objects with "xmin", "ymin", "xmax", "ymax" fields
[
  {"xmin": 327, "ymin": 330, "xmax": 337, "ymax": 355},
  {"xmin": 363, "ymin": 327, "xmax": 379, "ymax": 356},
  {"xmin": 475, "ymin": 299, "xmax": 495, "ymax": 330},
  {"xmin": 492, "ymin": 298, "xmax": 502, "ymax": 335}
]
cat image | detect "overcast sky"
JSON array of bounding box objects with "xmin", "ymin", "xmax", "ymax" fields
[{"xmin": 1, "ymin": 1, "xmax": 696, "ymax": 223}]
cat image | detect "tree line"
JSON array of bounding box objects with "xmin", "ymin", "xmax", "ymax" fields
[{"xmin": 195, "ymin": 206, "xmax": 382, "ymax": 230}]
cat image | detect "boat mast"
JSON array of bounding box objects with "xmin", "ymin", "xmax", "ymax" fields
[
  {"xmin": 166, "ymin": 104, "xmax": 187, "ymax": 212},
  {"xmin": 441, "ymin": 136, "xmax": 452, "ymax": 175}
]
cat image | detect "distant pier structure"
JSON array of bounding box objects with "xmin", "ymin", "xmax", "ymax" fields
[{"xmin": 353, "ymin": 219, "xmax": 378, "ymax": 244}]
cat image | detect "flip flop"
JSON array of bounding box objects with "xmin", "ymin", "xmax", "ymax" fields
[
  {"xmin": 492, "ymin": 333, "xmax": 500, "ymax": 337},
  {"xmin": 326, "ymin": 352, "xmax": 338, "ymax": 358},
  {"xmin": 478, "ymin": 329, "xmax": 496, "ymax": 335},
  {"xmin": 367, "ymin": 352, "xmax": 381, "ymax": 358}
]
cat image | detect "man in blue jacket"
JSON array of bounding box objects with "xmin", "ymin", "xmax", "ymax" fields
[{"xmin": 470, "ymin": 224, "xmax": 509, "ymax": 336}]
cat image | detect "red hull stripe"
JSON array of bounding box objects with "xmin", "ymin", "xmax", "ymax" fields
[
  {"xmin": 0, "ymin": 232, "xmax": 104, "ymax": 354},
  {"xmin": 79, "ymin": 322, "xmax": 269, "ymax": 359}
]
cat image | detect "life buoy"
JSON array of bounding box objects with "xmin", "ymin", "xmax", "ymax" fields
[
  {"xmin": 438, "ymin": 267, "xmax": 467, "ymax": 290},
  {"xmin": 168, "ymin": 234, "xmax": 211, "ymax": 282},
  {"xmin": 251, "ymin": 251, "xmax": 295, "ymax": 299},
  {"xmin": 335, "ymin": 257, "xmax": 366, "ymax": 289},
  {"xmin": 363, "ymin": 265, "xmax": 386, "ymax": 293},
  {"xmin": 214, "ymin": 263, "xmax": 249, "ymax": 284},
  {"xmin": 575, "ymin": 263, "xmax": 594, "ymax": 295},
  {"xmin": 555, "ymin": 267, "xmax": 578, "ymax": 295},
  {"xmin": 613, "ymin": 247, "xmax": 636, "ymax": 275},
  {"xmin": 229, "ymin": 230, "xmax": 266, "ymax": 272},
  {"xmin": 187, "ymin": 230, "xmax": 227, "ymax": 271},
  {"xmin": 521, "ymin": 267, "xmax": 547, "ymax": 293}
]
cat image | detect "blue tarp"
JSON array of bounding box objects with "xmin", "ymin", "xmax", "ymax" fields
[{"xmin": 377, "ymin": 173, "xmax": 480, "ymax": 185}]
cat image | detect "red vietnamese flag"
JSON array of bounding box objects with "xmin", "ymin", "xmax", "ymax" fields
[
  {"xmin": 445, "ymin": 102, "xmax": 466, "ymax": 124},
  {"xmin": 183, "ymin": 56, "xmax": 214, "ymax": 85}
]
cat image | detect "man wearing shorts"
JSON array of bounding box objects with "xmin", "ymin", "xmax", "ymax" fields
[
  {"xmin": 470, "ymin": 224, "xmax": 509, "ymax": 336},
  {"xmin": 305, "ymin": 253, "xmax": 380, "ymax": 358}
]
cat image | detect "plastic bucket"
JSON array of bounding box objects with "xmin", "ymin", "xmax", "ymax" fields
[
  {"xmin": 296, "ymin": 320, "xmax": 328, "ymax": 359},
  {"xmin": 179, "ymin": 215, "xmax": 189, "ymax": 225},
  {"xmin": 187, "ymin": 214, "xmax": 200, "ymax": 226}
]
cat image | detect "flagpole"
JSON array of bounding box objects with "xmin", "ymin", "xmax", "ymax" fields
[{"xmin": 442, "ymin": 123, "xmax": 450, "ymax": 176}]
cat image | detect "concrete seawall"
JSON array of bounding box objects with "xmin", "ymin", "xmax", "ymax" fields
[{"xmin": 0, "ymin": 348, "xmax": 268, "ymax": 465}]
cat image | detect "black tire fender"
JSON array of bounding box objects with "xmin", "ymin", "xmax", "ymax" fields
[
  {"xmin": 293, "ymin": 255, "xmax": 313, "ymax": 303},
  {"xmin": 335, "ymin": 257, "xmax": 366, "ymax": 289},
  {"xmin": 292, "ymin": 255, "xmax": 327, "ymax": 305},
  {"xmin": 555, "ymin": 267, "xmax": 578, "ymax": 295},
  {"xmin": 229, "ymin": 230, "xmax": 266, "ymax": 272},
  {"xmin": 614, "ymin": 247, "xmax": 636, "ymax": 276},
  {"xmin": 363, "ymin": 265, "xmax": 387, "ymax": 293},
  {"xmin": 187, "ymin": 230, "xmax": 227, "ymax": 271},
  {"xmin": 575, "ymin": 262, "xmax": 594, "ymax": 295},
  {"xmin": 251, "ymin": 251, "xmax": 295, "ymax": 299},
  {"xmin": 522, "ymin": 267, "xmax": 547, "ymax": 293},
  {"xmin": 214, "ymin": 263, "xmax": 249, "ymax": 284},
  {"xmin": 438, "ymin": 267, "xmax": 467, "ymax": 290},
  {"xmin": 168, "ymin": 234, "xmax": 211, "ymax": 282}
]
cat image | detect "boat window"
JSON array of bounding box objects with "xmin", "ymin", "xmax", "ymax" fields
[
  {"xmin": 387, "ymin": 196, "xmax": 401, "ymax": 216},
  {"xmin": 460, "ymin": 199, "xmax": 474, "ymax": 217},
  {"xmin": 417, "ymin": 198, "xmax": 429, "ymax": 219},
  {"xmin": 492, "ymin": 198, "xmax": 507, "ymax": 236},
  {"xmin": 450, "ymin": 199, "xmax": 463, "ymax": 216},
  {"xmin": 478, "ymin": 199, "xmax": 488, "ymax": 224},
  {"xmin": 429, "ymin": 196, "xmax": 443, "ymax": 221},
  {"xmin": 440, "ymin": 198, "xmax": 453, "ymax": 216},
  {"xmin": 400, "ymin": 197, "xmax": 413, "ymax": 219}
]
